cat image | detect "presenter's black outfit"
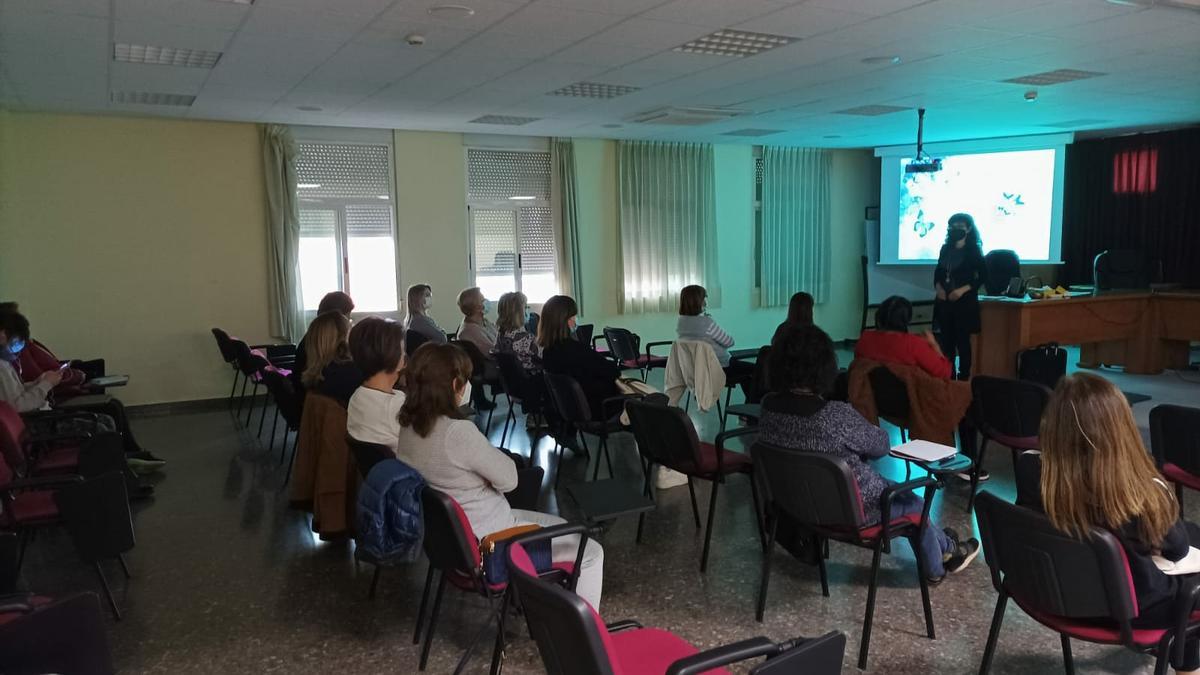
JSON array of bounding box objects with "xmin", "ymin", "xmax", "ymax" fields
[{"xmin": 933, "ymin": 244, "xmax": 987, "ymax": 380}]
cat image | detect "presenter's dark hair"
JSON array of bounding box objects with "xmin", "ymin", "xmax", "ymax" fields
[
  {"xmin": 946, "ymin": 212, "xmax": 982, "ymax": 248},
  {"xmin": 876, "ymin": 295, "xmax": 912, "ymax": 332}
]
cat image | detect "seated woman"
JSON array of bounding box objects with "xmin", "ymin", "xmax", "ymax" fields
[
  {"xmin": 539, "ymin": 295, "xmax": 621, "ymax": 420},
  {"xmin": 456, "ymin": 287, "xmax": 498, "ymax": 355},
  {"xmin": 346, "ymin": 317, "xmax": 407, "ymax": 449},
  {"xmin": 292, "ymin": 291, "xmax": 354, "ymax": 391},
  {"xmin": 300, "ymin": 312, "xmax": 363, "ymax": 406},
  {"xmin": 403, "ymin": 284, "xmax": 447, "ymax": 347},
  {"xmin": 493, "ymin": 291, "xmax": 540, "ymax": 372},
  {"xmin": 770, "ymin": 291, "xmax": 814, "ymax": 347},
  {"xmin": 675, "ymin": 284, "xmax": 755, "ymax": 393},
  {"xmin": 1016, "ymin": 372, "xmax": 1200, "ymax": 675},
  {"xmin": 760, "ymin": 323, "xmax": 979, "ymax": 584},
  {"xmin": 395, "ymin": 343, "xmax": 604, "ymax": 609},
  {"xmin": 855, "ymin": 295, "xmax": 951, "ymax": 380}
]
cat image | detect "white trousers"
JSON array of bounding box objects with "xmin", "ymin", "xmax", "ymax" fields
[{"xmin": 511, "ymin": 509, "xmax": 604, "ymax": 611}]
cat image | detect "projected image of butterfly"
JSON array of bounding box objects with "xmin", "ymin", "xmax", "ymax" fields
[
  {"xmin": 913, "ymin": 213, "xmax": 935, "ymax": 238},
  {"xmin": 997, "ymin": 191, "xmax": 1025, "ymax": 216}
]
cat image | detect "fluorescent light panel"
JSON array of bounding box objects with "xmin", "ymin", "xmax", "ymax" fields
[
  {"xmin": 722, "ymin": 128, "xmax": 784, "ymax": 137},
  {"xmin": 674, "ymin": 29, "xmax": 794, "ymax": 57},
  {"xmin": 836, "ymin": 104, "xmax": 909, "ymax": 116},
  {"xmin": 110, "ymin": 90, "xmax": 196, "ymax": 106},
  {"xmin": 210, "ymin": 0, "xmax": 254, "ymax": 4},
  {"xmin": 114, "ymin": 43, "xmax": 222, "ymax": 68},
  {"xmin": 549, "ymin": 81, "xmax": 640, "ymax": 99},
  {"xmin": 469, "ymin": 115, "xmax": 540, "ymax": 126},
  {"xmin": 1003, "ymin": 69, "xmax": 1105, "ymax": 85}
]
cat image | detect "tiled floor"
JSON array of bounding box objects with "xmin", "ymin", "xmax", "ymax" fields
[{"xmin": 16, "ymin": 353, "xmax": 1200, "ymax": 674}]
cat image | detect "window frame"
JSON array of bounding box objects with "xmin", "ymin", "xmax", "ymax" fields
[
  {"xmin": 294, "ymin": 131, "xmax": 402, "ymax": 322},
  {"xmin": 464, "ymin": 146, "xmax": 558, "ymax": 304}
]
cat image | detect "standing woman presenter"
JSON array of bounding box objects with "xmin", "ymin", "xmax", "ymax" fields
[{"xmin": 933, "ymin": 213, "xmax": 987, "ymax": 380}]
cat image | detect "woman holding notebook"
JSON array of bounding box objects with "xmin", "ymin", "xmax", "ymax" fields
[{"xmin": 758, "ymin": 323, "xmax": 979, "ymax": 583}]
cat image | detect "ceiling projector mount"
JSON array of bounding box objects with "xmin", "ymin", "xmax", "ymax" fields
[{"xmin": 905, "ymin": 107, "xmax": 943, "ymax": 173}]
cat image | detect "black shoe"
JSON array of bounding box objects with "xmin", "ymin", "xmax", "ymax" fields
[
  {"xmin": 127, "ymin": 451, "xmax": 166, "ymax": 474},
  {"xmin": 956, "ymin": 469, "xmax": 989, "ymax": 483},
  {"xmin": 926, "ymin": 573, "xmax": 946, "ymax": 587},
  {"xmin": 943, "ymin": 538, "xmax": 981, "ymax": 574},
  {"xmin": 128, "ymin": 483, "xmax": 155, "ymax": 501}
]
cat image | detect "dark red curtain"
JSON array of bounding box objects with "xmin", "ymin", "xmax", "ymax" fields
[{"xmin": 1061, "ymin": 127, "xmax": 1200, "ymax": 286}]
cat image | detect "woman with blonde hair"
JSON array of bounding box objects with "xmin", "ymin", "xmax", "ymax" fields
[
  {"xmin": 456, "ymin": 286, "xmax": 497, "ymax": 354},
  {"xmin": 404, "ymin": 284, "xmax": 447, "ymax": 346},
  {"xmin": 300, "ymin": 311, "xmax": 363, "ymax": 404},
  {"xmin": 494, "ymin": 291, "xmax": 539, "ymax": 372},
  {"xmin": 1018, "ymin": 372, "xmax": 1200, "ymax": 674}
]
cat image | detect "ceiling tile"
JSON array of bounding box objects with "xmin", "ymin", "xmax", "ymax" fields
[
  {"xmin": 587, "ymin": 17, "xmax": 711, "ymax": 49},
  {"xmin": 110, "ymin": 61, "xmax": 211, "ymax": 92},
  {"xmin": 114, "ymin": 20, "xmax": 234, "ymax": 52},
  {"xmin": 541, "ymin": 0, "xmax": 668, "ymax": 11},
  {"xmin": 114, "ymin": 0, "xmax": 249, "ymax": 31},
  {"xmin": 376, "ymin": 0, "xmax": 525, "ymax": 28},
  {"xmin": 452, "ymin": 31, "xmax": 577, "ymax": 61},
  {"xmin": 0, "ymin": 0, "xmax": 108, "ymax": 18},
  {"xmin": 302, "ymin": 43, "xmax": 439, "ymax": 86},
  {"xmin": 251, "ymin": 0, "xmax": 394, "ymax": 17},
  {"xmin": 554, "ymin": 36, "xmax": 661, "ymax": 68},
  {"xmin": 489, "ymin": 1, "xmax": 626, "ymax": 42},
  {"xmin": 355, "ymin": 21, "xmax": 480, "ymax": 51},
  {"xmin": 238, "ymin": 5, "xmax": 374, "ymax": 41},
  {"xmin": 642, "ymin": 0, "xmax": 796, "ymax": 28},
  {"xmin": 734, "ymin": 4, "xmax": 873, "ymax": 39}
]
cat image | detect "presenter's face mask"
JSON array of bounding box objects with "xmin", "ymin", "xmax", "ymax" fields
[{"xmin": 948, "ymin": 226, "xmax": 968, "ymax": 242}]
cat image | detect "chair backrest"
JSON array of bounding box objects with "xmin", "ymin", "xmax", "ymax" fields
[
  {"xmin": 0, "ymin": 402, "xmax": 28, "ymax": 474},
  {"xmin": 345, "ymin": 436, "xmax": 394, "ymax": 479},
  {"xmin": 868, "ymin": 365, "xmax": 910, "ymax": 421},
  {"xmin": 450, "ymin": 339, "xmax": 491, "ymax": 379},
  {"xmin": 54, "ymin": 471, "xmax": 136, "ymax": 561},
  {"xmin": 750, "ymin": 632, "xmax": 847, "ymax": 675},
  {"xmin": 0, "ymin": 593, "xmax": 115, "ymax": 675},
  {"xmin": 508, "ymin": 541, "xmax": 615, "ymax": 675},
  {"xmin": 573, "ymin": 323, "xmax": 594, "ymax": 346},
  {"xmin": 232, "ymin": 339, "xmax": 269, "ymax": 377},
  {"xmin": 625, "ymin": 399, "xmax": 703, "ymax": 470},
  {"xmin": 261, "ymin": 369, "xmax": 302, "ymax": 426},
  {"xmin": 975, "ymin": 491, "xmax": 1138, "ymax": 622},
  {"xmin": 750, "ymin": 441, "xmax": 865, "ymax": 530},
  {"xmin": 971, "ymin": 375, "xmax": 1051, "ymax": 445},
  {"xmin": 405, "ymin": 330, "xmax": 430, "ymax": 358},
  {"xmin": 0, "ymin": 532, "xmax": 16, "ymax": 594},
  {"xmin": 1094, "ymin": 249, "xmax": 1149, "ymax": 290},
  {"xmin": 746, "ymin": 345, "xmax": 772, "ymax": 404},
  {"xmin": 419, "ymin": 487, "xmax": 482, "ymax": 582},
  {"xmin": 602, "ymin": 327, "xmax": 640, "ymax": 364},
  {"xmin": 983, "ymin": 249, "xmax": 1021, "ymax": 296},
  {"xmin": 1150, "ymin": 404, "xmax": 1200, "ymax": 475},
  {"xmin": 494, "ymin": 351, "xmax": 529, "ymax": 400},
  {"xmin": 211, "ymin": 328, "xmax": 237, "ymax": 364},
  {"xmin": 543, "ymin": 371, "xmax": 594, "ymax": 424}
]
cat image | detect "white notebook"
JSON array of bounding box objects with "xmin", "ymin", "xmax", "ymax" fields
[
  {"xmin": 891, "ymin": 440, "xmax": 958, "ymax": 463},
  {"xmin": 1153, "ymin": 547, "xmax": 1200, "ymax": 576}
]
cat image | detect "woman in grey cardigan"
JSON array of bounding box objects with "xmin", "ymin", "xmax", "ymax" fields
[
  {"xmin": 675, "ymin": 284, "xmax": 754, "ymax": 394},
  {"xmin": 403, "ymin": 283, "xmax": 448, "ymax": 345}
]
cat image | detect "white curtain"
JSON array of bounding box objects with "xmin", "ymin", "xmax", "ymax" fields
[
  {"xmin": 551, "ymin": 138, "xmax": 584, "ymax": 314},
  {"xmin": 261, "ymin": 124, "xmax": 306, "ymax": 342},
  {"xmin": 760, "ymin": 146, "xmax": 832, "ymax": 306},
  {"xmin": 617, "ymin": 141, "xmax": 719, "ymax": 314}
]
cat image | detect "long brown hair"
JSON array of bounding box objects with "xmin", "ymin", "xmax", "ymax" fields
[
  {"xmin": 397, "ymin": 343, "xmax": 472, "ymax": 437},
  {"xmin": 1040, "ymin": 372, "xmax": 1177, "ymax": 547},
  {"xmin": 537, "ymin": 295, "xmax": 577, "ymax": 349},
  {"xmin": 679, "ymin": 285, "xmax": 706, "ymax": 316},
  {"xmin": 496, "ymin": 291, "xmax": 527, "ymax": 334},
  {"xmin": 302, "ymin": 312, "xmax": 351, "ymax": 387}
]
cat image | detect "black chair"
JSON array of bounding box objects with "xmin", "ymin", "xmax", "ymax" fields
[
  {"xmin": 751, "ymin": 441, "xmax": 938, "ymax": 669},
  {"xmin": 602, "ymin": 327, "xmax": 670, "ymax": 381},
  {"xmin": 406, "ymin": 330, "xmax": 431, "ymax": 358},
  {"xmin": 725, "ymin": 345, "xmax": 771, "ymax": 424},
  {"xmin": 261, "ymin": 369, "xmax": 302, "ymax": 481},
  {"xmin": 543, "ymin": 372, "xmax": 632, "ymax": 484},
  {"xmin": 450, "ymin": 339, "xmax": 502, "ymax": 433},
  {"xmin": 52, "ymin": 471, "xmax": 136, "ymax": 620},
  {"xmin": 231, "ymin": 339, "xmax": 271, "ymax": 427},
  {"xmin": 211, "ymin": 328, "xmax": 241, "ymax": 408},
  {"xmin": 1150, "ymin": 404, "xmax": 1200, "ymax": 506},
  {"xmin": 0, "ymin": 592, "xmax": 115, "ymax": 675},
  {"xmin": 346, "ymin": 436, "xmax": 401, "ymax": 599},
  {"xmin": 1094, "ymin": 249, "xmax": 1151, "ymax": 290},
  {"xmin": 868, "ymin": 365, "xmax": 912, "ymax": 441},
  {"xmin": 493, "ymin": 352, "xmax": 544, "ymax": 449},
  {"xmin": 983, "ymin": 249, "xmax": 1021, "ymax": 296},
  {"xmin": 975, "ymin": 490, "xmax": 1200, "ymax": 675},
  {"xmin": 625, "ymin": 400, "xmax": 761, "ymax": 572},
  {"xmin": 573, "ymin": 323, "xmax": 593, "ymax": 347},
  {"xmin": 968, "ymin": 376, "xmax": 1052, "ymax": 512}
]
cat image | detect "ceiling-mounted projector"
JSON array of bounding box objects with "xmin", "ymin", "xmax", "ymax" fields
[{"xmin": 905, "ymin": 108, "xmax": 942, "ymax": 173}]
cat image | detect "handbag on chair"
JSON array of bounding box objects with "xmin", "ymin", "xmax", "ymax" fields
[{"xmin": 480, "ymin": 524, "xmax": 552, "ymax": 585}]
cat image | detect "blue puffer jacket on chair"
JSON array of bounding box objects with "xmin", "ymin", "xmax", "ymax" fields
[{"xmin": 355, "ymin": 458, "xmax": 425, "ymax": 563}]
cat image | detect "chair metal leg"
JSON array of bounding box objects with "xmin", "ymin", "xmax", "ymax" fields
[
  {"xmin": 413, "ymin": 564, "xmax": 435, "ymax": 644},
  {"xmin": 686, "ymin": 478, "xmax": 701, "ymax": 528},
  {"xmin": 500, "ymin": 408, "xmax": 514, "ymax": 448},
  {"xmin": 269, "ymin": 409, "xmax": 280, "ymax": 454},
  {"xmin": 257, "ymin": 397, "xmax": 270, "ymax": 435},
  {"xmin": 484, "ymin": 390, "xmax": 497, "ymax": 435},
  {"xmin": 700, "ymin": 479, "xmax": 720, "ymax": 572},
  {"xmin": 1061, "ymin": 634, "xmax": 1075, "ymax": 675},
  {"xmin": 683, "ymin": 390, "xmax": 691, "ymax": 412},
  {"xmin": 720, "ymin": 386, "xmax": 733, "ymax": 432},
  {"xmin": 237, "ymin": 375, "xmax": 250, "ymax": 417},
  {"xmin": 94, "ymin": 562, "xmax": 121, "ymax": 621},
  {"xmin": 15, "ymin": 529, "xmax": 29, "ymax": 577},
  {"xmin": 858, "ymin": 540, "xmax": 885, "ymax": 670},
  {"xmin": 748, "ymin": 473, "xmax": 765, "ymax": 550},
  {"xmin": 597, "ymin": 436, "xmax": 613, "ymax": 480},
  {"xmin": 637, "ymin": 460, "xmax": 653, "ymax": 544},
  {"xmin": 553, "ymin": 443, "xmax": 564, "ymax": 489},
  {"xmin": 368, "ymin": 565, "xmax": 383, "ymax": 600},
  {"xmin": 756, "ymin": 516, "xmax": 778, "ymax": 622},
  {"xmin": 978, "ymin": 592, "xmax": 1008, "ymax": 675},
  {"xmin": 419, "ymin": 572, "xmax": 448, "ymax": 671},
  {"xmin": 245, "ymin": 382, "xmax": 259, "ymax": 425},
  {"xmin": 815, "ymin": 535, "xmax": 830, "ymax": 597},
  {"xmin": 489, "ymin": 590, "xmax": 512, "ymax": 675},
  {"xmin": 117, "ymin": 554, "xmax": 132, "ymax": 579},
  {"xmin": 912, "ymin": 527, "xmax": 935, "ymax": 639},
  {"xmin": 578, "ymin": 433, "xmax": 594, "ymax": 481},
  {"xmin": 228, "ymin": 370, "xmax": 240, "ymax": 408}
]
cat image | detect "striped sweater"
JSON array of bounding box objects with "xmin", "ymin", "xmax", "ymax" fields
[{"xmin": 676, "ymin": 314, "xmax": 735, "ymax": 366}]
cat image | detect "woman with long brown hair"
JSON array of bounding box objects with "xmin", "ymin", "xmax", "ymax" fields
[
  {"xmin": 395, "ymin": 343, "xmax": 604, "ymax": 609},
  {"xmin": 300, "ymin": 311, "xmax": 363, "ymax": 403},
  {"xmin": 539, "ymin": 295, "xmax": 621, "ymax": 419},
  {"xmin": 1021, "ymin": 372, "xmax": 1200, "ymax": 674}
]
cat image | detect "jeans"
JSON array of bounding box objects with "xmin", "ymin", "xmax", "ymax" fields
[
  {"xmin": 512, "ymin": 509, "xmax": 604, "ymax": 611},
  {"xmin": 888, "ymin": 489, "xmax": 953, "ymax": 578}
]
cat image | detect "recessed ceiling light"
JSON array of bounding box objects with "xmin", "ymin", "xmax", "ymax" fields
[
  {"xmin": 469, "ymin": 114, "xmax": 540, "ymax": 126},
  {"xmin": 114, "ymin": 43, "xmax": 222, "ymax": 68},
  {"xmin": 110, "ymin": 90, "xmax": 196, "ymax": 106},
  {"xmin": 1003, "ymin": 68, "xmax": 1105, "ymax": 85},
  {"xmin": 298, "ymin": 183, "xmax": 322, "ymax": 189},
  {"xmin": 296, "ymin": 105, "xmax": 323, "ymax": 111},
  {"xmin": 508, "ymin": 196, "xmax": 536, "ymax": 201},
  {"xmin": 428, "ymin": 4, "xmax": 474, "ymax": 17},
  {"xmin": 862, "ymin": 55, "xmax": 901, "ymax": 65},
  {"xmin": 549, "ymin": 81, "xmax": 640, "ymax": 99},
  {"xmin": 674, "ymin": 29, "xmax": 795, "ymax": 58}
]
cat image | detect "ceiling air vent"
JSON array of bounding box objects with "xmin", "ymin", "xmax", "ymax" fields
[{"xmin": 628, "ymin": 106, "xmax": 746, "ymax": 126}]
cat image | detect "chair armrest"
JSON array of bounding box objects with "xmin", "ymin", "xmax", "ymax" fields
[
  {"xmin": 2, "ymin": 474, "xmax": 84, "ymax": 493},
  {"xmin": 601, "ymin": 394, "xmax": 641, "ymax": 420},
  {"xmin": 0, "ymin": 593, "xmax": 36, "ymax": 615},
  {"xmin": 605, "ymin": 619, "xmax": 644, "ymax": 633},
  {"xmin": 714, "ymin": 427, "xmax": 757, "ymax": 475},
  {"xmin": 877, "ymin": 477, "xmax": 938, "ymax": 546},
  {"xmin": 665, "ymin": 637, "xmax": 778, "ymax": 675},
  {"xmin": 23, "ymin": 409, "xmax": 100, "ymax": 423},
  {"xmin": 645, "ymin": 341, "xmax": 673, "ymax": 359},
  {"xmin": 507, "ymin": 523, "xmax": 592, "ymax": 594},
  {"xmin": 1173, "ymin": 575, "xmax": 1200, "ymax": 664}
]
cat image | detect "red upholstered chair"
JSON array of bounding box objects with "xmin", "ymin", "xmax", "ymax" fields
[
  {"xmin": 505, "ymin": 526, "xmax": 848, "ymax": 675},
  {"xmin": 0, "ymin": 403, "xmax": 126, "ymax": 486},
  {"xmin": 969, "ymin": 376, "xmax": 1052, "ymax": 512},
  {"xmin": 975, "ymin": 490, "xmax": 1200, "ymax": 675},
  {"xmin": 0, "ymin": 591, "xmax": 114, "ymax": 675},
  {"xmin": 543, "ymin": 372, "xmax": 637, "ymax": 484},
  {"xmin": 602, "ymin": 327, "xmax": 670, "ymax": 382},
  {"xmin": 751, "ymin": 441, "xmax": 938, "ymax": 670},
  {"xmin": 1150, "ymin": 404, "xmax": 1200, "ymax": 507},
  {"xmin": 624, "ymin": 400, "xmax": 761, "ymax": 573}
]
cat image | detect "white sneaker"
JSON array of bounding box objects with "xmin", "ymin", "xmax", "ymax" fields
[{"xmin": 654, "ymin": 466, "xmax": 689, "ymax": 489}]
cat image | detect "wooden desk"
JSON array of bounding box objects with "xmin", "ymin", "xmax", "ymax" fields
[{"xmin": 976, "ymin": 291, "xmax": 1200, "ymax": 378}]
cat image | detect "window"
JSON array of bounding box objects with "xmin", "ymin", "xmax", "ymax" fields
[
  {"xmin": 1113, "ymin": 147, "xmax": 1158, "ymax": 194},
  {"xmin": 296, "ymin": 141, "xmax": 399, "ymax": 313},
  {"xmin": 466, "ymin": 148, "xmax": 558, "ymax": 304}
]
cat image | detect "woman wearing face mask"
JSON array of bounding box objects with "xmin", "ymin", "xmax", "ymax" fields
[
  {"xmin": 0, "ymin": 310, "xmax": 63, "ymax": 412},
  {"xmin": 403, "ymin": 284, "xmax": 447, "ymax": 346},
  {"xmin": 933, "ymin": 213, "xmax": 987, "ymax": 380},
  {"xmin": 395, "ymin": 342, "xmax": 605, "ymax": 609},
  {"xmin": 493, "ymin": 291, "xmax": 540, "ymax": 372},
  {"xmin": 539, "ymin": 295, "xmax": 622, "ymax": 420},
  {"xmin": 455, "ymin": 286, "xmax": 498, "ymax": 355}
]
